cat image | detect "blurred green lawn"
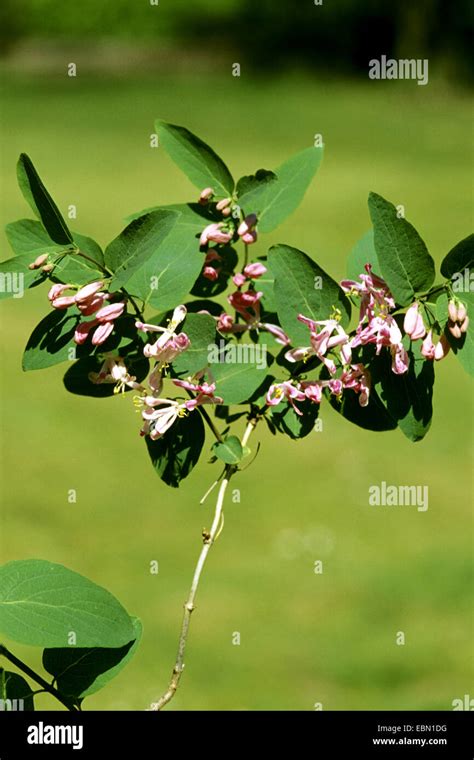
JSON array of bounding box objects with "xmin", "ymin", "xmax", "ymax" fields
[{"xmin": 0, "ymin": 71, "xmax": 472, "ymax": 710}]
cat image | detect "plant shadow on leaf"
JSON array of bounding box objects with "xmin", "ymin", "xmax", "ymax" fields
[
  {"xmin": 145, "ymin": 411, "xmax": 205, "ymax": 487},
  {"xmin": 42, "ymin": 618, "xmax": 142, "ymax": 701}
]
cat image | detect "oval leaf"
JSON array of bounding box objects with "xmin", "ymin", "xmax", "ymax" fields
[
  {"xmin": 0, "ymin": 560, "xmax": 134, "ymax": 648},
  {"xmin": 368, "ymin": 192, "xmax": 435, "ymax": 306},
  {"xmin": 17, "ymin": 154, "xmax": 73, "ymax": 245},
  {"xmin": 269, "ymin": 244, "xmax": 351, "ymax": 345},
  {"xmin": 155, "ymin": 120, "xmax": 234, "ymax": 197}
]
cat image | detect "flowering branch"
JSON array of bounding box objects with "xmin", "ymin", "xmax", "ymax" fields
[{"xmin": 150, "ymin": 417, "xmax": 257, "ymax": 711}]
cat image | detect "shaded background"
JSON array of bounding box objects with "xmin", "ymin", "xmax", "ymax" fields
[{"xmin": 0, "ymin": 1, "xmax": 472, "ymax": 710}]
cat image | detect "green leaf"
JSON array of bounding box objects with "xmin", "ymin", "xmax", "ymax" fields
[
  {"xmin": 145, "ymin": 411, "xmax": 205, "ymax": 487},
  {"xmin": 172, "ymin": 313, "xmax": 216, "ymax": 376},
  {"xmin": 368, "ymin": 192, "xmax": 435, "ymax": 306},
  {"xmin": 0, "ymin": 559, "xmax": 134, "ymax": 648},
  {"xmin": 105, "ymin": 210, "xmax": 179, "ymax": 290},
  {"xmin": 436, "ymin": 291, "xmax": 449, "ymax": 326},
  {"xmin": 17, "ymin": 154, "xmax": 73, "ymax": 245},
  {"xmin": 121, "ymin": 205, "xmax": 208, "ymax": 310},
  {"xmin": 63, "ymin": 353, "xmax": 149, "ymax": 397},
  {"xmin": 211, "ymin": 349, "xmax": 268, "ymax": 404},
  {"xmin": 42, "ymin": 617, "xmax": 142, "ymax": 700},
  {"xmin": 268, "ymin": 244, "xmax": 351, "ymax": 345},
  {"xmin": 23, "ymin": 310, "xmax": 90, "ymax": 371},
  {"xmin": 5, "ymin": 219, "xmax": 67, "ymax": 257},
  {"xmin": 5, "ymin": 219, "xmax": 105, "ymax": 285},
  {"xmin": 257, "ymin": 259, "xmax": 276, "ymax": 312},
  {"xmin": 0, "ymin": 669, "xmax": 35, "ymax": 711},
  {"xmin": 155, "ymin": 120, "xmax": 234, "ymax": 197},
  {"xmin": 270, "ymin": 398, "xmax": 319, "ymax": 439},
  {"xmin": 0, "ymin": 252, "xmax": 46, "ymax": 301},
  {"xmin": 237, "ymin": 147, "xmax": 323, "ymax": 233},
  {"xmin": 445, "ymin": 290, "xmax": 474, "ymax": 377},
  {"xmin": 212, "ymin": 435, "xmax": 243, "ymax": 465},
  {"xmin": 440, "ymin": 234, "xmax": 474, "ymax": 279},
  {"xmin": 346, "ymin": 229, "xmax": 381, "ymax": 280},
  {"xmin": 373, "ymin": 341, "xmax": 435, "ymax": 442},
  {"xmin": 235, "ymin": 169, "xmax": 277, "ymax": 212}
]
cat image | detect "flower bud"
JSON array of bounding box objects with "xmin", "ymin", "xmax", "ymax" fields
[
  {"xmin": 203, "ymin": 266, "xmax": 219, "ymax": 281},
  {"xmin": 41, "ymin": 264, "xmax": 54, "ymax": 273},
  {"xmin": 95, "ymin": 302, "xmax": 125, "ymax": 322},
  {"xmin": 460, "ymin": 315, "xmax": 469, "ymax": 333},
  {"xmin": 457, "ymin": 302, "xmax": 467, "ymax": 322},
  {"xmin": 448, "ymin": 300, "xmax": 458, "ymax": 322},
  {"xmin": 241, "ymin": 230, "xmax": 257, "ymax": 245},
  {"xmin": 237, "ymin": 213, "xmax": 258, "ymax": 236},
  {"xmin": 198, "ymin": 187, "xmax": 214, "ymax": 204},
  {"xmin": 28, "ymin": 253, "xmax": 49, "ymax": 270},
  {"xmin": 403, "ymin": 303, "xmax": 419, "ymax": 336},
  {"xmin": 421, "ymin": 330, "xmax": 435, "ymax": 359},
  {"xmin": 75, "ymin": 281, "xmax": 104, "ymax": 303},
  {"xmin": 434, "ymin": 334, "xmax": 450, "ymax": 361},
  {"xmin": 91, "ymin": 321, "xmax": 114, "ymax": 346},
  {"xmin": 232, "ymin": 273, "xmax": 246, "ymax": 287},
  {"xmin": 216, "ymin": 197, "xmax": 232, "ymax": 211},
  {"xmin": 448, "ymin": 321, "xmax": 462, "ymax": 339},
  {"xmin": 52, "ymin": 295, "xmax": 77, "ymax": 309},
  {"xmin": 243, "ymin": 262, "xmax": 267, "ymax": 279}
]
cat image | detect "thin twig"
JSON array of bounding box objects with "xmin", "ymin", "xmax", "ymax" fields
[
  {"xmin": 0, "ymin": 645, "xmax": 79, "ymax": 712},
  {"xmin": 150, "ymin": 417, "xmax": 258, "ymax": 710}
]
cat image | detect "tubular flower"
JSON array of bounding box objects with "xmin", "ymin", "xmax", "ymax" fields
[
  {"xmin": 266, "ymin": 381, "xmax": 306, "ymax": 415},
  {"xmin": 136, "ymin": 305, "xmax": 190, "ymax": 362},
  {"xmin": 199, "ymin": 223, "xmax": 233, "ymax": 246},
  {"xmin": 88, "ymin": 357, "xmax": 142, "ymax": 394},
  {"xmin": 285, "ymin": 316, "xmax": 351, "ymax": 374}
]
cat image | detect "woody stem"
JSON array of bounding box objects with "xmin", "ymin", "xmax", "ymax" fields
[{"xmin": 150, "ymin": 417, "xmax": 257, "ymax": 711}]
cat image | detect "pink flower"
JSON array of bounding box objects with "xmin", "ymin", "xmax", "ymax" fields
[
  {"xmin": 74, "ymin": 320, "xmax": 97, "ymax": 345},
  {"xmin": 232, "ymin": 273, "xmax": 247, "ymax": 287},
  {"xmin": 137, "ymin": 305, "xmax": 190, "ymax": 363},
  {"xmin": 228, "ymin": 290, "xmax": 263, "ymax": 322},
  {"xmin": 285, "ymin": 317, "xmax": 351, "ymax": 374},
  {"xmin": 203, "ymin": 266, "xmax": 219, "ymax": 281},
  {"xmin": 173, "ymin": 375, "xmax": 223, "ymax": 408},
  {"xmin": 403, "ymin": 303, "xmax": 426, "ymax": 340},
  {"xmin": 237, "ymin": 213, "xmax": 257, "ymax": 236},
  {"xmin": 300, "ymin": 381, "xmax": 323, "ymax": 404},
  {"xmin": 243, "ymin": 262, "xmax": 267, "ymax": 278},
  {"xmin": 340, "ymin": 364, "xmax": 371, "ymax": 406},
  {"xmin": 341, "ymin": 264, "xmax": 395, "ymax": 323},
  {"xmin": 76, "ymin": 293, "xmax": 107, "ymax": 316},
  {"xmin": 199, "ymin": 223, "xmax": 233, "ymax": 246},
  {"xmin": 88, "ymin": 357, "xmax": 142, "ymax": 393},
  {"xmin": 391, "ymin": 343, "xmax": 409, "ymax": 374},
  {"xmin": 141, "ymin": 399, "xmax": 184, "ymax": 440},
  {"xmin": 421, "ymin": 330, "xmax": 435, "ymax": 359},
  {"xmin": 241, "ymin": 230, "xmax": 257, "ymax": 245},
  {"xmin": 48, "ymin": 283, "xmax": 70, "ymax": 301},
  {"xmin": 266, "ymin": 381, "xmax": 306, "ymax": 414},
  {"xmin": 204, "ymin": 249, "xmax": 222, "ymax": 264},
  {"xmin": 260, "ymin": 322, "xmax": 290, "ymax": 346}
]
